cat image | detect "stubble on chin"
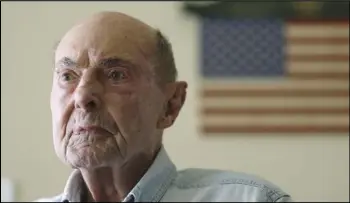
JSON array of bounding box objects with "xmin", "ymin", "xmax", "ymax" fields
[{"xmin": 65, "ymin": 134, "xmax": 121, "ymax": 169}]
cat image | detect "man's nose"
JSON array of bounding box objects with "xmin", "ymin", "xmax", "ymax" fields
[{"xmin": 74, "ymin": 75, "xmax": 102, "ymax": 112}]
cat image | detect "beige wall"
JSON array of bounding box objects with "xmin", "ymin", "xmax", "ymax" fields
[{"xmin": 1, "ymin": 2, "xmax": 349, "ymax": 202}]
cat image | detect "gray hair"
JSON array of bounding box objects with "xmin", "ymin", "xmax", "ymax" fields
[{"xmin": 154, "ymin": 30, "xmax": 178, "ymax": 84}]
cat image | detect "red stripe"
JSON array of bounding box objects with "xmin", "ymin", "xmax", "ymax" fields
[
  {"xmin": 202, "ymin": 89, "xmax": 349, "ymax": 98},
  {"xmin": 288, "ymin": 72, "xmax": 349, "ymax": 80},
  {"xmin": 202, "ymin": 108, "xmax": 349, "ymax": 115},
  {"xmin": 288, "ymin": 54, "xmax": 349, "ymax": 62},
  {"xmin": 287, "ymin": 37, "xmax": 349, "ymax": 45},
  {"xmin": 202, "ymin": 125, "xmax": 349, "ymax": 133},
  {"xmin": 288, "ymin": 20, "xmax": 349, "ymax": 26}
]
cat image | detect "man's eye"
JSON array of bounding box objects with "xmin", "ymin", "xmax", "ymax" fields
[
  {"xmin": 108, "ymin": 69, "xmax": 129, "ymax": 82},
  {"xmin": 59, "ymin": 72, "xmax": 77, "ymax": 82}
]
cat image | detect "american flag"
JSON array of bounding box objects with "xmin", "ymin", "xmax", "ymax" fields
[{"xmin": 200, "ymin": 18, "xmax": 349, "ymax": 134}]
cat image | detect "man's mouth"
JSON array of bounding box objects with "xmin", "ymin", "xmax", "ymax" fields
[{"xmin": 74, "ymin": 126, "xmax": 112, "ymax": 135}]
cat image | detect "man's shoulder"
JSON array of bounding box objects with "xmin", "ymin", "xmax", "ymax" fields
[
  {"xmin": 33, "ymin": 194, "xmax": 63, "ymax": 202},
  {"xmin": 175, "ymin": 168, "xmax": 281, "ymax": 188},
  {"xmin": 171, "ymin": 168, "xmax": 291, "ymax": 202}
]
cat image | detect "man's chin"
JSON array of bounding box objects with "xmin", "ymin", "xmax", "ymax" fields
[{"xmin": 65, "ymin": 148, "xmax": 117, "ymax": 169}]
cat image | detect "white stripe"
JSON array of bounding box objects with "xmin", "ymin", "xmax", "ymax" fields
[
  {"xmin": 202, "ymin": 97, "xmax": 349, "ymax": 109},
  {"xmin": 287, "ymin": 24, "xmax": 349, "ymax": 38},
  {"xmin": 287, "ymin": 44, "xmax": 349, "ymax": 55},
  {"xmin": 287, "ymin": 62, "xmax": 349, "ymax": 73},
  {"xmin": 202, "ymin": 115, "xmax": 349, "ymax": 126},
  {"xmin": 202, "ymin": 80, "xmax": 349, "ymax": 91}
]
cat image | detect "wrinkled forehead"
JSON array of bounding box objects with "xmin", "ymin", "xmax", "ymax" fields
[{"xmin": 55, "ymin": 14, "xmax": 157, "ymax": 67}]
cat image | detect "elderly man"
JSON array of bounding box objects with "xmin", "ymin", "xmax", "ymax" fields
[{"xmin": 38, "ymin": 11, "xmax": 292, "ymax": 202}]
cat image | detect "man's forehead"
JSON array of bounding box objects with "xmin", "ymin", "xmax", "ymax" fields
[
  {"xmin": 54, "ymin": 40, "xmax": 144, "ymax": 67},
  {"xmin": 55, "ymin": 12, "xmax": 158, "ymax": 65},
  {"xmin": 56, "ymin": 11, "xmax": 157, "ymax": 49}
]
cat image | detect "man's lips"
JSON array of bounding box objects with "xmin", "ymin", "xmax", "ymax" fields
[{"xmin": 74, "ymin": 126, "xmax": 112, "ymax": 135}]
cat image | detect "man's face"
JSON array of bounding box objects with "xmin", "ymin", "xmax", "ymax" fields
[{"xmin": 51, "ymin": 14, "xmax": 168, "ymax": 169}]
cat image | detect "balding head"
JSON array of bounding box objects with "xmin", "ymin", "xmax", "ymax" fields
[
  {"xmin": 51, "ymin": 11, "xmax": 186, "ymax": 170},
  {"xmin": 55, "ymin": 11, "xmax": 177, "ymax": 85}
]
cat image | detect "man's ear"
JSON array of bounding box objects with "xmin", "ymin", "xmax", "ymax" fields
[{"xmin": 157, "ymin": 81, "xmax": 187, "ymax": 129}]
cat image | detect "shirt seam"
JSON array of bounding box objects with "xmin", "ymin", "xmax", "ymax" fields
[
  {"xmin": 273, "ymin": 194, "xmax": 291, "ymax": 202},
  {"xmin": 151, "ymin": 166, "xmax": 177, "ymax": 202},
  {"xmin": 176, "ymin": 179, "xmax": 286, "ymax": 201}
]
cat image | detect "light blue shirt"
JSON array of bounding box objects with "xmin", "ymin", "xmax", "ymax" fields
[{"xmin": 36, "ymin": 146, "xmax": 292, "ymax": 202}]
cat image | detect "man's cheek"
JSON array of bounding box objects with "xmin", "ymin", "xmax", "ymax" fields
[
  {"xmin": 51, "ymin": 96, "xmax": 74, "ymax": 139},
  {"xmin": 51, "ymin": 87, "xmax": 71, "ymax": 112},
  {"xmin": 109, "ymin": 96, "xmax": 140, "ymax": 130},
  {"xmin": 118, "ymin": 102, "xmax": 140, "ymax": 128}
]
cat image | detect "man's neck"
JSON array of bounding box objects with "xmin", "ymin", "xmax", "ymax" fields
[{"xmin": 80, "ymin": 149, "xmax": 160, "ymax": 202}]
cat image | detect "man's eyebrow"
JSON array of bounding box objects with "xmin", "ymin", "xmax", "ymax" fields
[
  {"xmin": 54, "ymin": 57, "xmax": 136, "ymax": 69},
  {"xmin": 98, "ymin": 58, "xmax": 135, "ymax": 68},
  {"xmin": 56, "ymin": 57, "xmax": 76, "ymax": 67}
]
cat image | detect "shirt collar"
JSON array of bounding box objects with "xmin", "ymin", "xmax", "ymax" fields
[
  {"xmin": 61, "ymin": 145, "xmax": 177, "ymax": 202},
  {"xmin": 127, "ymin": 146, "xmax": 177, "ymax": 202},
  {"xmin": 62, "ymin": 169, "xmax": 87, "ymax": 202}
]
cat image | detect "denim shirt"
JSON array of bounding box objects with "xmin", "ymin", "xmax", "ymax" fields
[{"xmin": 36, "ymin": 146, "xmax": 292, "ymax": 202}]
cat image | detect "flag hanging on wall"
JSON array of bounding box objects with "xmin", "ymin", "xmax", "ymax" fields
[
  {"xmin": 184, "ymin": 2, "xmax": 349, "ymax": 134},
  {"xmin": 200, "ymin": 19, "xmax": 349, "ymax": 134}
]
